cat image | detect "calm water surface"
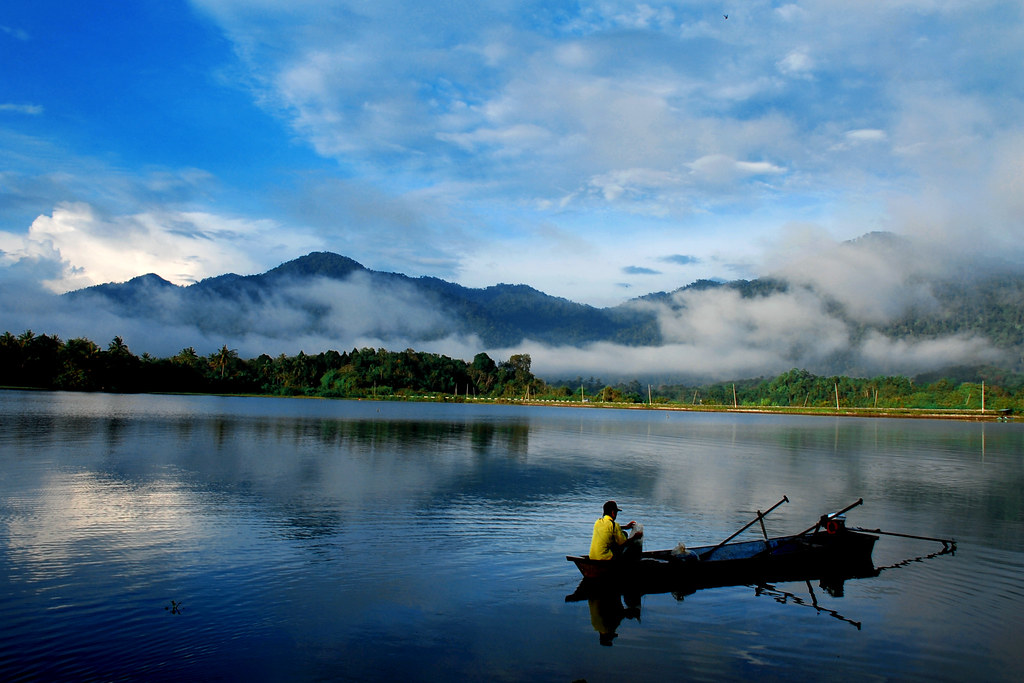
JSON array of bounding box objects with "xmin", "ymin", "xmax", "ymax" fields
[{"xmin": 1, "ymin": 390, "xmax": 1022, "ymax": 681}]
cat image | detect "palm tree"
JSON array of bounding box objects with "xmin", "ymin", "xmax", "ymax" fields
[
  {"xmin": 107, "ymin": 336, "xmax": 130, "ymax": 356},
  {"xmin": 212, "ymin": 345, "xmax": 238, "ymax": 380}
]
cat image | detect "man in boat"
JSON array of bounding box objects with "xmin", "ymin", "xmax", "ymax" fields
[{"xmin": 589, "ymin": 500, "xmax": 642, "ymax": 561}]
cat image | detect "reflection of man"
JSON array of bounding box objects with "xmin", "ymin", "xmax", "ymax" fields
[
  {"xmin": 589, "ymin": 500, "xmax": 642, "ymax": 560},
  {"xmin": 588, "ymin": 594, "xmax": 642, "ymax": 646}
]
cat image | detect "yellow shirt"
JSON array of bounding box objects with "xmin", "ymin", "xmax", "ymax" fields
[{"xmin": 589, "ymin": 515, "xmax": 627, "ymax": 560}]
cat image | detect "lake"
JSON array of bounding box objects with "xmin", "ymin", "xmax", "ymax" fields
[{"xmin": 1, "ymin": 390, "xmax": 1022, "ymax": 681}]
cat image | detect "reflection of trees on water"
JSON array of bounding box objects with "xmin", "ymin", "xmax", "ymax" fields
[
  {"xmin": 471, "ymin": 422, "xmax": 530, "ymax": 457},
  {"xmin": 217, "ymin": 417, "xmax": 533, "ymax": 459}
]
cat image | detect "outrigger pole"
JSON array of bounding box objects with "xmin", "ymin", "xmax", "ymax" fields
[{"xmin": 848, "ymin": 527, "xmax": 956, "ymax": 552}]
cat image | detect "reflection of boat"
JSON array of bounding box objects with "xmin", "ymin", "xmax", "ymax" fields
[
  {"xmin": 567, "ymin": 568, "xmax": 876, "ymax": 635},
  {"xmin": 567, "ymin": 500, "xmax": 879, "ymax": 591}
]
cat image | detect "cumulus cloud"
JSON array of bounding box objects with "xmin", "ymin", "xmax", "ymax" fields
[
  {"xmin": 188, "ymin": 0, "xmax": 835, "ymax": 221},
  {"xmin": 1, "ymin": 202, "xmax": 322, "ymax": 293}
]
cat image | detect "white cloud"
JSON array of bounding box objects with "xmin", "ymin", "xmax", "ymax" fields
[
  {"xmin": 4, "ymin": 202, "xmax": 323, "ymax": 293},
  {"xmin": 858, "ymin": 331, "xmax": 1005, "ymax": 376},
  {"xmin": 777, "ymin": 50, "xmax": 814, "ymax": 78},
  {"xmin": 775, "ymin": 4, "xmax": 807, "ymax": 23},
  {"xmin": 845, "ymin": 129, "xmax": 887, "ymax": 144},
  {"xmin": 0, "ymin": 103, "xmax": 43, "ymax": 115},
  {"xmin": 689, "ymin": 155, "xmax": 785, "ymax": 186},
  {"xmin": 585, "ymin": 167, "xmax": 685, "ymax": 203}
]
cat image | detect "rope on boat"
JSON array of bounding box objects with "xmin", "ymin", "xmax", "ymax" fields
[{"xmin": 849, "ymin": 527, "xmax": 956, "ymax": 552}]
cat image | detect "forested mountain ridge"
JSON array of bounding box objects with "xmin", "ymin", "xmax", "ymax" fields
[
  {"xmin": 68, "ymin": 252, "xmax": 660, "ymax": 348},
  {"xmin": 66, "ymin": 249, "xmax": 1024, "ymax": 357}
]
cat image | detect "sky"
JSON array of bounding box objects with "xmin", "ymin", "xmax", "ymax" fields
[{"xmin": 2, "ymin": 1, "xmax": 1024, "ymax": 378}]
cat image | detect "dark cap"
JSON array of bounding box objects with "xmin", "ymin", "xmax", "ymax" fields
[{"xmin": 603, "ymin": 500, "xmax": 622, "ymax": 515}]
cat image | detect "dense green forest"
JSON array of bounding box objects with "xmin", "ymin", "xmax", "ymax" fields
[
  {"xmin": 2, "ymin": 330, "xmax": 1022, "ymax": 413},
  {"xmin": 0, "ymin": 330, "xmax": 542, "ymax": 399}
]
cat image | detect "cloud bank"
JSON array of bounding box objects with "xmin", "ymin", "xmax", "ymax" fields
[{"xmin": 1, "ymin": 232, "xmax": 1013, "ymax": 382}]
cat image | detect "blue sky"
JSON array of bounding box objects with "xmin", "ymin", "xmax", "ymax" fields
[{"xmin": 2, "ymin": 1, "xmax": 1024, "ymax": 373}]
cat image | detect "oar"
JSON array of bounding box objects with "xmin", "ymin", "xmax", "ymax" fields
[
  {"xmin": 702, "ymin": 495, "xmax": 789, "ymax": 560},
  {"xmin": 795, "ymin": 498, "xmax": 864, "ymax": 537}
]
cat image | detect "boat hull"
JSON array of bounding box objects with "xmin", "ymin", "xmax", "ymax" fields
[{"xmin": 567, "ymin": 528, "xmax": 878, "ymax": 590}]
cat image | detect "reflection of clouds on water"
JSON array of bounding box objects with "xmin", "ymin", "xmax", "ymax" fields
[
  {"xmin": 5, "ymin": 399, "xmax": 539, "ymax": 553},
  {"xmin": 4, "ymin": 469, "xmax": 205, "ymax": 585}
]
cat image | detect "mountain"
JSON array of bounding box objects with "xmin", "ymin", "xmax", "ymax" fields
[
  {"xmin": 68, "ymin": 252, "xmax": 661, "ymax": 348},
  {"xmin": 65, "ymin": 249, "xmax": 1024, "ymax": 372}
]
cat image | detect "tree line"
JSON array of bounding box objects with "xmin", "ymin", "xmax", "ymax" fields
[
  {"xmin": 0, "ymin": 330, "xmax": 541, "ymax": 399},
  {"xmin": 612, "ymin": 367, "xmax": 1023, "ymax": 412},
  {"xmin": 2, "ymin": 330, "xmax": 1021, "ymax": 412}
]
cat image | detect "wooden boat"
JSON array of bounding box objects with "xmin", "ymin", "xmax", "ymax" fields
[{"xmin": 567, "ymin": 503, "xmax": 879, "ymax": 590}]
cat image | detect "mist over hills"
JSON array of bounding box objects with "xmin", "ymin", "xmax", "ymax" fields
[
  {"xmin": 57, "ymin": 236, "xmax": 1024, "ymax": 381},
  {"xmin": 68, "ymin": 251, "xmax": 659, "ymax": 349}
]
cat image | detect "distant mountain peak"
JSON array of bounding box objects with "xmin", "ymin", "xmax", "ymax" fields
[
  {"xmin": 128, "ymin": 273, "xmax": 175, "ymax": 287},
  {"xmin": 267, "ymin": 252, "xmax": 367, "ymax": 280},
  {"xmin": 86, "ymin": 272, "xmax": 175, "ymax": 292}
]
